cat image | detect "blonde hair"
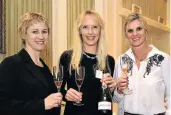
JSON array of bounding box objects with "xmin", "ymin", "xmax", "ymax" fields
[
  {"xmin": 18, "ymin": 12, "xmax": 49, "ymax": 45},
  {"xmin": 124, "ymin": 12, "xmax": 148, "ymax": 33},
  {"xmin": 70, "ymin": 10, "xmax": 107, "ymax": 71}
]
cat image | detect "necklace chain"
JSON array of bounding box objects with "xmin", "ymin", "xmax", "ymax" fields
[{"xmin": 82, "ymin": 52, "xmax": 97, "ymax": 59}]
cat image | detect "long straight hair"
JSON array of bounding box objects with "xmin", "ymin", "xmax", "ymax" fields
[{"xmin": 70, "ymin": 10, "xmax": 108, "ymax": 72}]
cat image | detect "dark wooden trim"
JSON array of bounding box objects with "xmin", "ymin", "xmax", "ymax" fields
[{"xmin": 0, "ymin": 0, "xmax": 6, "ymax": 54}]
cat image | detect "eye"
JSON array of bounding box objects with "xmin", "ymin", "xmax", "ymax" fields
[
  {"xmin": 137, "ymin": 27, "xmax": 143, "ymax": 31},
  {"xmin": 32, "ymin": 31, "xmax": 38, "ymax": 34},
  {"xmin": 127, "ymin": 29, "xmax": 133, "ymax": 33},
  {"xmin": 93, "ymin": 25, "xmax": 99, "ymax": 29},
  {"xmin": 82, "ymin": 26, "xmax": 88, "ymax": 29},
  {"xmin": 42, "ymin": 30, "xmax": 48, "ymax": 34}
]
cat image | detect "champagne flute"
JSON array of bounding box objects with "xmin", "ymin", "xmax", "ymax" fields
[
  {"xmin": 121, "ymin": 63, "xmax": 132, "ymax": 95},
  {"xmin": 73, "ymin": 66, "xmax": 85, "ymax": 106},
  {"xmin": 53, "ymin": 65, "xmax": 65, "ymax": 106}
]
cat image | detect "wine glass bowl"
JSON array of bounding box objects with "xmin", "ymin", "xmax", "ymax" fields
[
  {"xmin": 121, "ymin": 64, "xmax": 128, "ymax": 74},
  {"xmin": 74, "ymin": 66, "xmax": 85, "ymax": 106},
  {"xmin": 121, "ymin": 63, "xmax": 132, "ymax": 95},
  {"xmin": 54, "ymin": 75, "xmax": 63, "ymax": 92},
  {"xmin": 75, "ymin": 78, "xmax": 84, "ymax": 88},
  {"xmin": 53, "ymin": 65, "xmax": 65, "ymax": 106}
]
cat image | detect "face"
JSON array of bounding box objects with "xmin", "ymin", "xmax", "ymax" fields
[
  {"xmin": 23, "ymin": 22, "xmax": 49, "ymax": 52},
  {"xmin": 125, "ymin": 19, "xmax": 147, "ymax": 47},
  {"xmin": 80, "ymin": 14, "xmax": 100, "ymax": 48}
]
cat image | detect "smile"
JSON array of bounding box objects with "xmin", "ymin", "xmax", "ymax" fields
[
  {"xmin": 132, "ymin": 38, "xmax": 140, "ymax": 41},
  {"xmin": 87, "ymin": 36, "xmax": 95, "ymax": 40},
  {"xmin": 35, "ymin": 41, "xmax": 44, "ymax": 44}
]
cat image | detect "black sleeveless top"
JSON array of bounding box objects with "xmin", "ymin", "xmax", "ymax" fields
[{"xmin": 60, "ymin": 50, "xmax": 115, "ymax": 115}]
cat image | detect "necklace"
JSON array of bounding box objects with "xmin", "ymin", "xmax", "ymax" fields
[{"xmin": 82, "ymin": 52, "xmax": 97, "ymax": 59}]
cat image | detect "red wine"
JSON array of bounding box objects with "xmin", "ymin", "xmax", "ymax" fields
[
  {"xmin": 55, "ymin": 81, "xmax": 62, "ymax": 88},
  {"xmin": 98, "ymin": 83, "xmax": 112, "ymax": 115},
  {"xmin": 76, "ymin": 79, "xmax": 83, "ymax": 87}
]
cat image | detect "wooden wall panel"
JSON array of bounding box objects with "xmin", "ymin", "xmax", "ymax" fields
[
  {"xmin": 123, "ymin": 0, "xmax": 167, "ymax": 24},
  {"xmin": 1, "ymin": 0, "xmax": 52, "ymax": 68}
]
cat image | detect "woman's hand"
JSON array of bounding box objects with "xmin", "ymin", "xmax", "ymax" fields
[
  {"xmin": 65, "ymin": 88, "xmax": 82, "ymax": 102},
  {"xmin": 164, "ymin": 97, "xmax": 168, "ymax": 109},
  {"xmin": 116, "ymin": 75, "xmax": 128, "ymax": 94},
  {"xmin": 44, "ymin": 92, "xmax": 63, "ymax": 110},
  {"xmin": 103, "ymin": 73, "xmax": 117, "ymax": 93}
]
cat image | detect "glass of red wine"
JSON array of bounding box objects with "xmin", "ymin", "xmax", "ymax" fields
[
  {"xmin": 53, "ymin": 64, "xmax": 65, "ymax": 106},
  {"xmin": 73, "ymin": 65, "xmax": 85, "ymax": 106}
]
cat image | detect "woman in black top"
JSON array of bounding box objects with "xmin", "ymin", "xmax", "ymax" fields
[
  {"xmin": 59, "ymin": 10, "xmax": 117, "ymax": 115},
  {"xmin": 0, "ymin": 12, "xmax": 62, "ymax": 115}
]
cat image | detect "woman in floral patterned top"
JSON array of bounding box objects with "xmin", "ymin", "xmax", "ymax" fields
[{"xmin": 114, "ymin": 13, "xmax": 170, "ymax": 115}]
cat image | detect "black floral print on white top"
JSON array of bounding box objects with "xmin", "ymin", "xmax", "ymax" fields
[
  {"xmin": 143, "ymin": 54, "xmax": 164, "ymax": 78},
  {"xmin": 120, "ymin": 54, "xmax": 133, "ymax": 76}
]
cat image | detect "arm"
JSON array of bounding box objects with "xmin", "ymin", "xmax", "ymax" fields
[
  {"xmin": 58, "ymin": 51, "xmax": 69, "ymax": 101},
  {"xmin": 161, "ymin": 54, "xmax": 170, "ymax": 115},
  {"xmin": 0, "ymin": 57, "xmax": 45, "ymax": 115},
  {"xmin": 59, "ymin": 50, "xmax": 82, "ymax": 102},
  {"xmin": 107, "ymin": 55, "xmax": 115, "ymax": 76},
  {"xmin": 105, "ymin": 55, "xmax": 116, "ymax": 93},
  {"xmin": 113, "ymin": 57, "xmax": 124, "ymax": 103}
]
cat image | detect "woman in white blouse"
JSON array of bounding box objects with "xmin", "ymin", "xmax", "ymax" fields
[{"xmin": 114, "ymin": 12, "xmax": 170, "ymax": 115}]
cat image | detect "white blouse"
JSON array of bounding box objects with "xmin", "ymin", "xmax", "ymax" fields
[{"xmin": 113, "ymin": 45, "xmax": 170, "ymax": 115}]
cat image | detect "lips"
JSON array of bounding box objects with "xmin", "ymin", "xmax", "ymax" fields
[
  {"xmin": 87, "ymin": 36, "xmax": 95, "ymax": 40},
  {"xmin": 132, "ymin": 37, "xmax": 140, "ymax": 41},
  {"xmin": 35, "ymin": 41, "xmax": 44, "ymax": 44}
]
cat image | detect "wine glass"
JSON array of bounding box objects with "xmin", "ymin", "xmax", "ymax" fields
[
  {"xmin": 120, "ymin": 61, "xmax": 132, "ymax": 95},
  {"xmin": 53, "ymin": 65, "xmax": 65, "ymax": 106},
  {"xmin": 73, "ymin": 66, "xmax": 85, "ymax": 106}
]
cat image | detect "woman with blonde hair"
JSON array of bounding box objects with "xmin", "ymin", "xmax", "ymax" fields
[
  {"xmin": 0, "ymin": 12, "xmax": 62, "ymax": 115},
  {"xmin": 115, "ymin": 12, "xmax": 170, "ymax": 115},
  {"xmin": 59, "ymin": 10, "xmax": 117, "ymax": 115}
]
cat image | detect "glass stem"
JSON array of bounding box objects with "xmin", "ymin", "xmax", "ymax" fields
[
  {"xmin": 57, "ymin": 88, "xmax": 60, "ymax": 92},
  {"xmin": 78, "ymin": 86, "xmax": 81, "ymax": 92}
]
